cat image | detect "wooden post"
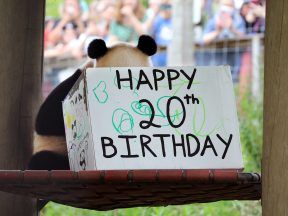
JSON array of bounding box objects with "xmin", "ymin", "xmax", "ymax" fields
[
  {"xmin": 168, "ymin": 0, "xmax": 194, "ymax": 66},
  {"xmin": 0, "ymin": 0, "xmax": 45, "ymax": 215},
  {"xmin": 262, "ymin": 0, "xmax": 288, "ymax": 215}
]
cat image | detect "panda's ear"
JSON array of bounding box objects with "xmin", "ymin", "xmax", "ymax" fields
[
  {"xmin": 87, "ymin": 39, "xmax": 108, "ymax": 59},
  {"xmin": 137, "ymin": 35, "xmax": 157, "ymax": 56}
]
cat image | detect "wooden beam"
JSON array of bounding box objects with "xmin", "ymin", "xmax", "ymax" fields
[
  {"xmin": 262, "ymin": 0, "xmax": 288, "ymax": 215},
  {"xmin": 0, "ymin": 0, "xmax": 45, "ymax": 215}
]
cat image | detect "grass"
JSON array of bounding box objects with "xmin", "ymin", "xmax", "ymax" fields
[{"xmin": 42, "ymin": 201, "xmax": 261, "ymax": 216}]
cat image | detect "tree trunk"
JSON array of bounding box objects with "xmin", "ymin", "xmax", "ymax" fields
[
  {"xmin": 0, "ymin": 0, "xmax": 45, "ymax": 215},
  {"xmin": 168, "ymin": 0, "xmax": 194, "ymax": 66},
  {"xmin": 262, "ymin": 0, "xmax": 288, "ymax": 215}
]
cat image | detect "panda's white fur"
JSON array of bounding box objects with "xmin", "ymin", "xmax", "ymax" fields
[
  {"xmin": 30, "ymin": 35, "xmax": 157, "ymax": 170},
  {"xmin": 96, "ymin": 44, "xmax": 152, "ymax": 67},
  {"xmin": 34, "ymin": 134, "xmax": 67, "ymax": 154}
]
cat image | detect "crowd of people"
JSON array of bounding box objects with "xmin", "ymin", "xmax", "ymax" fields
[{"xmin": 44, "ymin": 0, "xmax": 265, "ymax": 66}]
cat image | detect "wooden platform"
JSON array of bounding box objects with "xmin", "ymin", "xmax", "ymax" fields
[{"xmin": 0, "ymin": 170, "xmax": 261, "ymax": 211}]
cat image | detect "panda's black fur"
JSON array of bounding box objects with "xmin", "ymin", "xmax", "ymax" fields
[{"xmin": 28, "ymin": 35, "xmax": 157, "ymax": 170}]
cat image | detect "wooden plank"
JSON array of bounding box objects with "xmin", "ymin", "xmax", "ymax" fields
[
  {"xmin": 0, "ymin": 0, "xmax": 45, "ymax": 215},
  {"xmin": 262, "ymin": 0, "xmax": 288, "ymax": 215}
]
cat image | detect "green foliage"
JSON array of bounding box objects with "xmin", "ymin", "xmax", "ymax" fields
[
  {"xmin": 42, "ymin": 201, "xmax": 261, "ymax": 216},
  {"xmin": 46, "ymin": 0, "xmax": 94, "ymax": 18},
  {"xmin": 46, "ymin": 0, "xmax": 63, "ymax": 18},
  {"xmin": 238, "ymin": 94, "xmax": 263, "ymax": 173}
]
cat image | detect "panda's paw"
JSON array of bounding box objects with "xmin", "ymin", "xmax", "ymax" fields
[{"xmin": 28, "ymin": 151, "xmax": 70, "ymax": 170}]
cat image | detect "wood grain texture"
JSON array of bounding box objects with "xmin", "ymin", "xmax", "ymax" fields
[
  {"xmin": 0, "ymin": 170, "xmax": 261, "ymax": 211},
  {"xmin": 262, "ymin": 0, "xmax": 288, "ymax": 215},
  {"xmin": 0, "ymin": 0, "xmax": 45, "ymax": 215}
]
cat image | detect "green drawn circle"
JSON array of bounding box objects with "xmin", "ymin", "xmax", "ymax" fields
[{"xmin": 112, "ymin": 108, "xmax": 134, "ymax": 134}]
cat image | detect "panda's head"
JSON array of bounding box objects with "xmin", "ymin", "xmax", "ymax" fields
[{"xmin": 87, "ymin": 35, "xmax": 157, "ymax": 67}]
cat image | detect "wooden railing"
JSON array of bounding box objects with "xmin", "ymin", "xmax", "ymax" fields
[
  {"xmin": 44, "ymin": 34, "xmax": 264, "ymax": 70},
  {"xmin": 43, "ymin": 34, "xmax": 264, "ymax": 97}
]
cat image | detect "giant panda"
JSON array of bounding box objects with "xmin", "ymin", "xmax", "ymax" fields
[{"xmin": 28, "ymin": 35, "xmax": 157, "ymax": 170}]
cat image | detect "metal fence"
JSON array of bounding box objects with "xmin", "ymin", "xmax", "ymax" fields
[
  {"xmin": 43, "ymin": 34, "xmax": 264, "ymax": 98},
  {"xmin": 193, "ymin": 34, "xmax": 264, "ymax": 98}
]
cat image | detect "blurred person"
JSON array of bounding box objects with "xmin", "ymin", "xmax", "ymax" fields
[
  {"xmin": 203, "ymin": 0, "xmax": 245, "ymax": 44},
  {"xmin": 238, "ymin": 0, "xmax": 265, "ymax": 100},
  {"xmin": 240, "ymin": 0, "xmax": 265, "ymax": 34},
  {"xmin": 143, "ymin": 0, "xmax": 161, "ymax": 33},
  {"xmin": 200, "ymin": 0, "xmax": 246, "ymax": 82},
  {"xmin": 44, "ymin": 18, "xmax": 56, "ymax": 49},
  {"xmin": 109, "ymin": 0, "xmax": 147, "ymax": 43},
  {"xmin": 146, "ymin": 0, "xmax": 161, "ymax": 19},
  {"xmin": 202, "ymin": 0, "xmax": 214, "ymax": 22},
  {"xmin": 80, "ymin": 0, "xmax": 90, "ymax": 22},
  {"xmin": 150, "ymin": 0, "xmax": 172, "ymax": 66},
  {"xmin": 44, "ymin": 22, "xmax": 82, "ymax": 59},
  {"xmin": 234, "ymin": 0, "xmax": 245, "ymax": 9},
  {"xmin": 48, "ymin": 0, "xmax": 85, "ymax": 46},
  {"xmin": 75, "ymin": 0, "xmax": 116, "ymax": 55},
  {"xmin": 82, "ymin": 0, "xmax": 114, "ymax": 40}
]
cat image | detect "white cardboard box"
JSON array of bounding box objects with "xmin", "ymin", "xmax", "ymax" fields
[{"xmin": 63, "ymin": 66, "xmax": 243, "ymax": 171}]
